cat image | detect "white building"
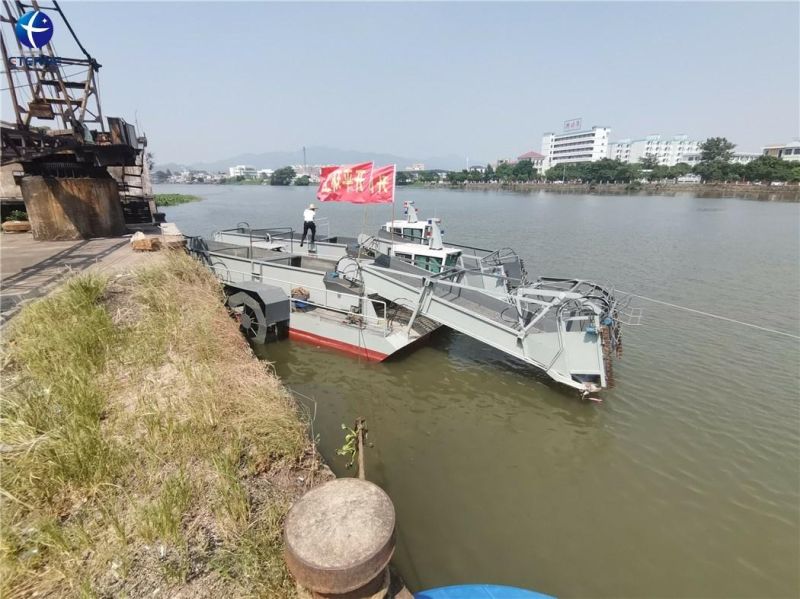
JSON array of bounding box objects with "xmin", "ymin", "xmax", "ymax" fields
[
  {"xmin": 257, "ymin": 168, "xmax": 274, "ymax": 179},
  {"xmin": 762, "ymin": 140, "xmax": 800, "ymax": 162},
  {"xmin": 517, "ymin": 151, "xmax": 546, "ymax": 173},
  {"xmin": 406, "ymin": 163, "xmax": 426, "ymax": 172},
  {"xmin": 228, "ymin": 165, "xmax": 257, "ymax": 178},
  {"xmin": 494, "ymin": 151, "xmax": 546, "ymax": 174},
  {"xmin": 541, "ymin": 126, "xmax": 610, "ymax": 170},
  {"xmin": 608, "ymin": 135, "xmax": 699, "ymax": 166},
  {"xmin": 683, "ymin": 151, "xmax": 759, "ymax": 166}
]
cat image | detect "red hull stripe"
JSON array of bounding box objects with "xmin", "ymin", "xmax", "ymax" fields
[{"xmin": 288, "ymin": 328, "xmax": 388, "ymax": 361}]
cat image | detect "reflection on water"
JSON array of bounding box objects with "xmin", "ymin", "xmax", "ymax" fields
[{"xmin": 163, "ymin": 185, "xmax": 800, "ymax": 598}]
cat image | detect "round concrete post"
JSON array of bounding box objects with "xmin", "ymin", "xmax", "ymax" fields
[{"xmin": 284, "ymin": 478, "xmax": 396, "ymax": 598}]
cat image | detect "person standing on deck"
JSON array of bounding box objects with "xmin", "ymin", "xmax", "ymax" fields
[{"xmin": 300, "ymin": 203, "xmax": 316, "ymax": 247}]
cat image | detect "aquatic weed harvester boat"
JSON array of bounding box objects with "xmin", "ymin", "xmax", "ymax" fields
[{"xmin": 187, "ymin": 201, "xmax": 640, "ymax": 397}]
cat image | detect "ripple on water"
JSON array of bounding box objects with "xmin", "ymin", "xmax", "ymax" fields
[{"xmin": 170, "ymin": 186, "xmax": 800, "ymax": 598}]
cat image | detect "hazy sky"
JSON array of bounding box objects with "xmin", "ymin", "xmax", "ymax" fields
[{"xmin": 6, "ymin": 1, "xmax": 799, "ymax": 164}]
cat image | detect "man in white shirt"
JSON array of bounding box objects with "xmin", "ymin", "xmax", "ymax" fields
[{"xmin": 300, "ymin": 203, "xmax": 316, "ymax": 247}]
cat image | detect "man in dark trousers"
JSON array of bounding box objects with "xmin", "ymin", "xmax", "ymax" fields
[{"xmin": 300, "ymin": 203, "xmax": 316, "ymax": 247}]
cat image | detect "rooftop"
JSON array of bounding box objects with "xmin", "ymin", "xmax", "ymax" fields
[{"xmin": 518, "ymin": 151, "xmax": 545, "ymax": 160}]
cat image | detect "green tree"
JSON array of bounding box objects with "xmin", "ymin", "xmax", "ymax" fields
[
  {"xmin": 270, "ymin": 166, "xmax": 296, "ymax": 186},
  {"xmin": 396, "ymin": 171, "xmax": 411, "ymax": 185},
  {"xmin": 693, "ymin": 137, "xmax": 737, "ymax": 182},
  {"xmin": 669, "ymin": 162, "xmax": 692, "ymax": 179},
  {"xmin": 495, "ymin": 162, "xmax": 514, "ymax": 182},
  {"xmin": 693, "ymin": 161, "xmax": 735, "ymax": 183},
  {"xmin": 512, "ymin": 159, "xmax": 535, "ymax": 182},
  {"xmin": 418, "ymin": 170, "xmax": 440, "ymax": 183},
  {"xmin": 446, "ymin": 171, "xmax": 467, "ymax": 185},
  {"xmin": 484, "ymin": 164, "xmax": 495, "ymax": 182},
  {"xmin": 464, "ymin": 169, "xmax": 480, "ymax": 183},
  {"xmin": 700, "ymin": 137, "xmax": 736, "ymax": 162},
  {"xmin": 639, "ymin": 155, "xmax": 659, "ymax": 170},
  {"xmin": 728, "ymin": 162, "xmax": 746, "ymax": 182},
  {"xmin": 646, "ymin": 165, "xmax": 670, "ymax": 182},
  {"xmin": 742, "ymin": 155, "xmax": 793, "ymax": 183},
  {"xmin": 294, "ymin": 175, "xmax": 310, "ymax": 186}
]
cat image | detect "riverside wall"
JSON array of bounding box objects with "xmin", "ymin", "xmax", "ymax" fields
[{"xmin": 436, "ymin": 181, "xmax": 800, "ymax": 201}]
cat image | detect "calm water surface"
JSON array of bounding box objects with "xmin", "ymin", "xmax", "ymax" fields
[{"xmin": 159, "ymin": 184, "xmax": 800, "ymax": 598}]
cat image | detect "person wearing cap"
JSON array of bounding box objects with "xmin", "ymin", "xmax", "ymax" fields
[{"xmin": 300, "ymin": 203, "xmax": 316, "ymax": 247}]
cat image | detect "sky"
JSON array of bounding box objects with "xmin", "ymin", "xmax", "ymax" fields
[{"xmin": 4, "ymin": 1, "xmax": 799, "ymax": 165}]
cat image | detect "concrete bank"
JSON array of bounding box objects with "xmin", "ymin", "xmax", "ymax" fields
[
  {"xmin": 1, "ymin": 241, "xmax": 339, "ymax": 597},
  {"xmin": 0, "ymin": 231, "xmax": 154, "ymax": 324}
]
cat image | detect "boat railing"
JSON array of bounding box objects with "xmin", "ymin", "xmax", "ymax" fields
[
  {"xmin": 216, "ymin": 226, "xmax": 298, "ymax": 253},
  {"xmin": 258, "ymin": 227, "xmax": 295, "ymax": 252},
  {"xmin": 206, "ymin": 263, "xmax": 390, "ymax": 336},
  {"xmin": 314, "ymin": 217, "xmax": 331, "ymax": 242}
]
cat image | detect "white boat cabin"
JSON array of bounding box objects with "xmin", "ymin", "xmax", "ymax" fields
[{"xmin": 381, "ymin": 202, "xmax": 462, "ymax": 274}]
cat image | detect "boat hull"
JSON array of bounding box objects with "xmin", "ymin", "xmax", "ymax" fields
[{"xmin": 286, "ymin": 309, "xmax": 434, "ymax": 361}]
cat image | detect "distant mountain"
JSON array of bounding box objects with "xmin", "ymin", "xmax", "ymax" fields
[{"xmin": 155, "ymin": 146, "xmax": 480, "ymax": 173}]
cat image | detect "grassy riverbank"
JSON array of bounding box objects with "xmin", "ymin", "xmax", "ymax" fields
[
  {"xmin": 0, "ymin": 252, "xmax": 329, "ymax": 597},
  {"xmin": 155, "ymin": 193, "xmax": 202, "ymax": 206}
]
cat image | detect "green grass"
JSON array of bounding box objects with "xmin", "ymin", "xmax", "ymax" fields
[
  {"xmin": 1, "ymin": 252, "xmax": 310, "ymax": 597},
  {"xmin": 155, "ymin": 193, "xmax": 201, "ymax": 206}
]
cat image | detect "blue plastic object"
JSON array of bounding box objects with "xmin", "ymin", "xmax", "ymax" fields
[
  {"xmin": 415, "ymin": 585, "xmax": 555, "ymax": 599},
  {"xmin": 602, "ymin": 317, "xmax": 613, "ymax": 326},
  {"xmin": 585, "ymin": 325, "xmax": 598, "ymax": 335}
]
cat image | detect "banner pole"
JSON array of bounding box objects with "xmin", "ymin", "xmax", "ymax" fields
[{"xmin": 390, "ymin": 164, "xmax": 397, "ymax": 254}]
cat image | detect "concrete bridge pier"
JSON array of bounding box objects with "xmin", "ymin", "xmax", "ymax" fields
[{"xmin": 20, "ymin": 175, "xmax": 126, "ymax": 241}]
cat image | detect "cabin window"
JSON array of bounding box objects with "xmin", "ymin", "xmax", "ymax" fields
[
  {"xmin": 444, "ymin": 252, "xmax": 461, "ymax": 268},
  {"xmin": 403, "ymin": 228, "xmax": 423, "ymax": 241},
  {"xmin": 393, "ymin": 227, "xmax": 402, "ymax": 235},
  {"xmin": 414, "ymin": 255, "xmax": 442, "ymax": 273}
]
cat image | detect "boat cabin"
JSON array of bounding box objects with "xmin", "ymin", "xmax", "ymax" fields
[
  {"xmin": 390, "ymin": 244, "xmax": 462, "ymax": 274},
  {"xmin": 381, "ymin": 201, "xmax": 461, "ymax": 274}
]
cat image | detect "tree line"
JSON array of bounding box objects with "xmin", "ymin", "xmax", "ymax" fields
[
  {"xmin": 440, "ymin": 137, "xmax": 800, "ymax": 185},
  {"xmin": 152, "ymin": 166, "xmax": 310, "ymax": 186}
]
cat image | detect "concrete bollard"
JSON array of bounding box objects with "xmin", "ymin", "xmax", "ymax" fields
[{"xmin": 284, "ymin": 478, "xmax": 397, "ymax": 598}]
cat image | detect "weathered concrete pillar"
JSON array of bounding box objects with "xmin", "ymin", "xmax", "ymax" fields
[
  {"xmin": 284, "ymin": 478, "xmax": 397, "ymax": 598},
  {"xmin": 20, "ymin": 175, "xmax": 126, "ymax": 240}
]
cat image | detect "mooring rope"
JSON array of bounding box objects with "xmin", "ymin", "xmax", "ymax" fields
[{"xmin": 617, "ymin": 290, "xmax": 800, "ymax": 341}]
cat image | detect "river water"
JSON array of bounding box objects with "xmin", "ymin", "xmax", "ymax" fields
[{"xmin": 158, "ymin": 184, "xmax": 799, "ymax": 598}]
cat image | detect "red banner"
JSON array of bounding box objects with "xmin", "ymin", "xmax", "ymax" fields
[
  {"xmin": 367, "ymin": 164, "xmax": 396, "ymax": 204},
  {"xmin": 317, "ymin": 162, "xmax": 373, "ymax": 202}
]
